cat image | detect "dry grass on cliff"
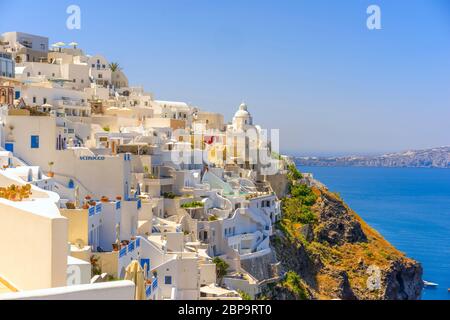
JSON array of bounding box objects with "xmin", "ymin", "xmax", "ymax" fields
[
  {"xmin": 311, "ymin": 190, "xmax": 411, "ymax": 298},
  {"xmin": 282, "ymin": 186, "xmax": 409, "ymax": 298}
]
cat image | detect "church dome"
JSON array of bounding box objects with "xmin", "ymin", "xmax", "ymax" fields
[{"xmin": 234, "ymin": 102, "xmax": 250, "ymax": 118}]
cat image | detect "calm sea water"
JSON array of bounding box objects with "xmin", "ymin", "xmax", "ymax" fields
[{"xmin": 297, "ymin": 165, "xmax": 450, "ymax": 300}]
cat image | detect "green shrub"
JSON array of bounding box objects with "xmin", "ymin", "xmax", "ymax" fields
[
  {"xmin": 287, "ymin": 164, "xmax": 302, "ymax": 181},
  {"xmin": 162, "ymin": 192, "xmax": 177, "ymax": 199},
  {"xmin": 282, "ymin": 197, "xmax": 317, "ymax": 225},
  {"xmin": 237, "ymin": 290, "xmax": 252, "ymax": 300},
  {"xmin": 212, "ymin": 257, "xmax": 229, "ymax": 280},
  {"xmin": 181, "ymin": 201, "xmax": 204, "ymax": 208},
  {"xmin": 282, "ymin": 271, "xmax": 309, "ymax": 300}
]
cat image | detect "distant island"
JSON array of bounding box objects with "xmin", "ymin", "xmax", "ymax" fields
[{"xmin": 296, "ymin": 146, "xmax": 450, "ymax": 168}]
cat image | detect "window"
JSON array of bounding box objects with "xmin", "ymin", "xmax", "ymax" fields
[
  {"xmin": 38, "ymin": 71, "xmax": 41, "ymax": 75},
  {"xmin": 81, "ymin": 79, "xmax": 84, "ymax": 83},
  {"xmin": 27, "ymin": 72, "xmax": 31, "ymax": 77},
  {"xmin": 31, "ymin": 135, "xmax": 39, "ymax": 149},
  {"xmin": 98, "ymin": 74, "xmax": 103, "ymax": 79},
  {"xmin": 32, "ymin": 97, "xmax": 36, "ymax": 103},
  {"xmin": 73, "ymin": 79, "xmax": 76, "ymax": 83},
  {"xmin": 164, "ymin": 276, "xmax": 172, "ymax": 285},
  {"xmin": 15, "ymin": 91, "xmax": 20, "ymax": 99},
  {"xmin": 52, "ymin": 73, "xmax": 55, "ymax": 77},
  {"xmin": 91, "ymin": 64, "xmax": 95, "ymax": 68},
  {"xmin": 43, "ymin": 98, "xmax": 47, "ymax": 104}
]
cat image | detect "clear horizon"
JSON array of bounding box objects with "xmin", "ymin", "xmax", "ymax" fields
[{"xmin": 1, "ymin": 0, "xmax": 449, "ymax": 156}]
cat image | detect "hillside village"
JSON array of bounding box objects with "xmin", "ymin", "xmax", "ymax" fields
[
  {"xmin": 0, "ymin": 32, "xmax": 290, "ymax": 300},
  {"xmin": 0, "ymin": 32, "xmax": 424, "ymax": 301}
]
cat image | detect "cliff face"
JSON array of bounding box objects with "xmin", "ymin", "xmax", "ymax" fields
[{"xmin": 264, "ymin": 175, "xmax": 423, "ymax": 300}]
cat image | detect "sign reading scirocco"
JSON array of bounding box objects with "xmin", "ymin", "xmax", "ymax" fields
[{"xmin": 79, "ymin": 156, "xmax": 106, "ymax": 161}]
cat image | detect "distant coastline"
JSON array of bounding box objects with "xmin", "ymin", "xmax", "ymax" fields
[{"xmin": 296, "ymin": 146, "xmax": 450, "ymax": 169}]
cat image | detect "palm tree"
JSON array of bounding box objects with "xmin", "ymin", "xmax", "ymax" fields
[{"xmin": 108, "ymin": 62, "xmax": 121, "ymax": 72}]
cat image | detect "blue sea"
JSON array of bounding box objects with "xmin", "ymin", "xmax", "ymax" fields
[{"xmin": 297, "ymin": 166, "xmax": 450, "ymax": 300}]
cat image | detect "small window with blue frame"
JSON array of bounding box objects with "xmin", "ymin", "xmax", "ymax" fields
[{"xmin": 31, "ymin": 135, "xmax": 39, "ymax": 149}]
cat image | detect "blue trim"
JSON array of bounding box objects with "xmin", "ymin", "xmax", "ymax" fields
[
  {"xmin": 96, "ymin": 204, "xmax": 102, "ymax": 213},
  {"xmin": 116, "ymin": 201, "xmax": 121, "ymax": 210},
  {"xmin": 5, "ymin": 142, "xmax": 14, "ymax": 153},
  {"xmin": 68, "ymin": 180, "xmax": 75, "ymax": 189},
  {"xmin": 137, "ymin": 199, "xmax": 142, "ymax": 210},
  {"xmin": 128, "ymin": 241, "xmax": 135, "ymax": 252},
  {"xmin": 140, "ymin": 258, "xmax": 150, "ymax": 278},
  {"xmin": 152, "ymin": 278, "xmax": 158, "ymax": 289},
  {"xmin": 136, "ymin": 237, "xmax": 141, "ymax": 248},
  {"xmin": 119, "ymin": 247, "xmax": 127, "ymax": 258},
  {"xmin": 146, "ymin": 285, "xmax": 152, "ymax": 297},
  {"xmin": 30, "ymin": 135, "xmax": 39, "ymax": 149},
  {"xmin": 88, "ymin": 206, "xmax": 95, "ymax": 216}
]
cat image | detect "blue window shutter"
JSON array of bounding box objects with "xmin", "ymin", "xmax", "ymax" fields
[
  {"xmin": 31, "ymin": 135, "xmax": 39, "ymax": 149},
  {"xmin": 5, "ymin": 143, "xmax": 14, "ymax": 153}
]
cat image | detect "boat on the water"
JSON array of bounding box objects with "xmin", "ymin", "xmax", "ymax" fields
[{"xmin": 423, "ymin": 280, "xmax": 438, "ymax": 288}]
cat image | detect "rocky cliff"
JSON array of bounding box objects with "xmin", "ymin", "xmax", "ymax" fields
[{"xmin": 260, "ymin": 170, "xmax": 423, "ymax": 300}]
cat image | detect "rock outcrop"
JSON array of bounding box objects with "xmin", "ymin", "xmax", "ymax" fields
[{"xmin": 264, "ymin": 175, "xmax": 423, "ymax": 300}]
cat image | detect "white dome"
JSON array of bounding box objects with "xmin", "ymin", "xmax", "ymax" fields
[{"xmin": 234, "ymin": 102, "xmax": 250, "ymax": 118}]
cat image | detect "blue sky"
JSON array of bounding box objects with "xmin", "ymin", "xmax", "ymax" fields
[{"xmin": 1, "ymin": 0, "xmax": 450, "ymax": 156}]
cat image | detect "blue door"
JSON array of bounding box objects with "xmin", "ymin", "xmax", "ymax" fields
[{"xmin": 140, "ymin": 258, "xmax": 150, "ymax": 277}]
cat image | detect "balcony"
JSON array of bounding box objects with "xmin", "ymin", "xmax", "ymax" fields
[
  {"xmin": 118, "ymin": 237, "xmax": 141, "ymax": 259},
  {"xmin": 145, "ymin": 278, "xmax": 158, "ymax": 299}
]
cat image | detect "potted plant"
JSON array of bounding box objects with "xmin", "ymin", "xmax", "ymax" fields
[
  {"xmin": 47, "ymin": 161, "xmax": 55, "ymax": 177},
  {"xmin": 112, "ymin": 243, "xmax": 119, "ymax": 251},
  {"xmin": 101, "ymin": 196, "xmax": 109, "ymax": 203},
  {"xmin": 116, "ymin": 195, "xmax": 122, "ymax": 201},
  {"xmin": 82, "ymin": 203, "xmax": 89, "ymax": 209},
  {"xmin": 66, "ymin": 201, "xmax": 76, "ymax": 209},
  {"xmin": 85, "ymin": 195, "xmax": 92, "ymax": 201}
]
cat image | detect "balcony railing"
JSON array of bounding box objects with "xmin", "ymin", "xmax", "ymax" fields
[
  {"xmin": 145, "ymin": 278, "xmax": 158, "ymax": 299},
  {"xmin": 88, "ymin": 203, "xmax": 103, "ymax": 217},
  {"xmin": 118, "ymin": 237, "xmax": 141, "ymax": 259}
]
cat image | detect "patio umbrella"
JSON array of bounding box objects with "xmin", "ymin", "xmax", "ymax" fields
[
  {"xmin": 51, "ymin": 42, "xmax": 66, "ymax": 52},
  {"xmin": 68, "ymin": 42, "xmax": 78, "ymax": 49},
  {"xmin": 124, "ymin": 260, "xmax": 146, "ymax": 300}
]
